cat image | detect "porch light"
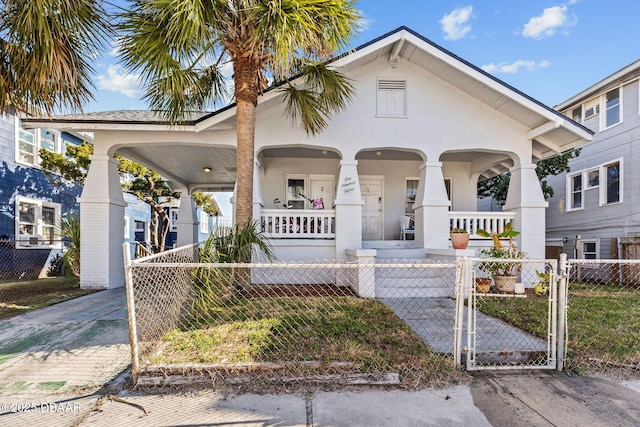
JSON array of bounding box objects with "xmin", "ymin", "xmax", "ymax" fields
[
  {"xmin": 202, "ymin": 167, "xmax": 212, "ymax": 173},
  {"xmin": 375, "ymin": 150, "xmax": 382, "ymax": 156}
]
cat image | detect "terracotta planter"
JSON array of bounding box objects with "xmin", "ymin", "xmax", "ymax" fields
[
  {"xmin": 475, "ymin": 277, "xmax": 492, "ymax": 293},
  {"xmin": 450, "ymin": 233, "xmax": 470, "ymax": 249},
  {"xmin": 493, "ymin": 275, "xmax": 517, "ymax": 293}
]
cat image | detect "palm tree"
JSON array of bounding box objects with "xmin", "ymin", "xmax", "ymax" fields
[
  {"xmin": 118, "ymin": 0, "xmax": 360, "ymax": 228},
  {"xmin": 0, "ymin": 0, "xmax": 110, "ymax": 114}
]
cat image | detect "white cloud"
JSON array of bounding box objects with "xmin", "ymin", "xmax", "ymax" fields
[
  {"xmin": 482, "ymin": 60, "xmax": 550, "ymax": 74},
  {"xmin": 440, "ymin": 5, "xmax": 474, "ymax": 41},
  {"xmin": 522, "ymin": 5, "xmax": 577, "ymax": 39},
  {"xmin": 96, "ymin": 64, "xmax": 142, "ymax": 98}
]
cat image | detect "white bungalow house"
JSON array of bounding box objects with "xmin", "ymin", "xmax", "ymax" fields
[{"xmin": 24, "ymin": 27, "xmax": 592, "ymax": 290}]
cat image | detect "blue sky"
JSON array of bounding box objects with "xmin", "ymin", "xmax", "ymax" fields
[{"xmin": 87, "ymin": 0, "xmax": 640, "ymax": 113}]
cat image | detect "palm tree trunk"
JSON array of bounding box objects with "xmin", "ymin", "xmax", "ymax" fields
[{"xmin": 233, "ymin": 58, "xmax": 259, "ymax": 229}]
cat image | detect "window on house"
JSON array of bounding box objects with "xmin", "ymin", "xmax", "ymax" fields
[
  {"xmin": 376, "ymin": 79, "xmax": 406, "ymax": 117},
  {"xmin": 604, "ymin": 88, "xmax": 621, "ymax": 128},
  {"xmin": 571, "ymin": 106, "xmax": 582, "ymax": 123},
  {"xmin": 15, "ymin": 120, "xmax": 62, "ymax": 166},
  {"xmin": 586, "ymin": 169, "xmax": 599, "ymax": 189},
  {"xmin": 405, "ymin": 179, "xmax": 419, "ymax": 214},
  {"xmin": 601, "ymin": 160, "xmax": 621, "ymax": 205},
  {"xmin": 169, "ymin": 207, "xmax": 179, "ymax": 231},
  {"xmin": 583, "ymin": 98, "xmax": 600, "ymax": 121},
  {"xmin": 15, "ymin": 196, "xmax": 61, "ymax": 248},
  {"xmin": 285, "ymin": 175, "xmax": 308, "ymax": 209},
  {"xmin": 568, "ymin": 173, "xmax": 583, "ymax": 210},
  {"xmin": 581, "ymin": 241, "xmax": 598, "ymax": 259},
  {"xmin": 199, "ymin": 211, "xmax": 209, "ymax": 233}
]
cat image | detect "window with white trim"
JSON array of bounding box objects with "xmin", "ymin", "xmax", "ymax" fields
[
  {"xmin": 15, "ymin": 120, "xmax": 63, "ymax": 166},
  {"xmin": 15, "ymin": 196, "xmax": 61, "ymax": 248},
  {"xmin": 581, "ymin": 240, "xmax": 598, "ymax": 260},
  {"xmin": 199, "ymin": 210, "xmax": 209, "ymax": 233},
  {"xmin": 601, "ymin": 160, "xmax": 622, "ymax": 205},
  {"xmin": 586, "ymin": 169, "xmax": 599, "ymax": 189},
  {"xmin": 603, "ymin": 88, "xmax": 621, "ymax": 129},
  {"xmin": 169, "ymin": 207, "xmax": 179, "ymax": 231},
  {"xmin": 567, "ymin": 173, "xmax": 583, "ymax": 211},
  {"xmin": 376, "ymin": 78, "xmax": 406, "ymax": 117}
]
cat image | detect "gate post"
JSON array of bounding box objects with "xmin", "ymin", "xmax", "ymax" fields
[
  {"xmin": 123, "ymin": 243, "xmax": 140, "ymax": 381},
  {"xmin": 557, "ymin": 253, "xmax": 568, "ymax": 371},
  {"xmin": 453, "ymin": 257, "xmax": 468, "ymax": 369}
]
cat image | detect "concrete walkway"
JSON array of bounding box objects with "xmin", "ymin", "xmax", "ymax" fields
[
  {"xmin": 381, "ymin": 297, "xmax": 546, "ymax": 361},
  {"xmin": 0, "ymin": 287, "xmax": 130, "ymax": 397}
]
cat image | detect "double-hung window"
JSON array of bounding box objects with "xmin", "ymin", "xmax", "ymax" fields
[
  {"xmin": 15, "ymin": 196, "xmax": 61, "ymax": 248},
  {"xmin": 603, "ymin": 88, "xmax": 621, "ymax": 129},
  {"xmin": 581, "ymin": 241, "xmax": 598, "ymax": 260},
  {"xmin": 601, "ymin": 160, "xmax": 622, "ymax": 205},
  {"xmin": 567, "ymin": 173, "xmax": 583, "ymax": 211}
]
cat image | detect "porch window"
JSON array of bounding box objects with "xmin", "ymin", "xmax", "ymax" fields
[
  {"xmin": 405, "ymin": 178, "xmax": 418, "ymax": 214},
  {"xmin": 567, "ymin": 173, "xmax": 583, "ymax": 211},
  {"xmin": 285, "ymin": 175, "xmax": 308, "ymax": 209},
  {"xmin": 601, "ymin": 160, "xmax": 621, "ymax": 205},
  {"xmin": 376, "ymin": 78, "xmax": 406, "ymax": 117},
  {"xmin": 603, "ymin": 88, "xmax": 621, "ymax": 129},
  {"xmin": 15, "ymin": 196, "xmax": 61, "ymax": 248}
]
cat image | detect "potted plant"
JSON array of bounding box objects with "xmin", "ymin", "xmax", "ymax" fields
[
  {"xmin": 476, "ymin": 224, "xmax": 526, "ymax": 293},
  {"xmin": 450, "ymin": 228, "xmax": 470, "ymax": 249}
]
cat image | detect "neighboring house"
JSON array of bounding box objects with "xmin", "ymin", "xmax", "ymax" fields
[
  {"xmin": 24, "ymin": 27, "xmax": 592, "ymax": 290},
  {"xmin": 0, "ymin": 110, "xmax": 150, "ymax": 278},
  {"xmin": 162, "ymin": 194, "xmax": 224, "ymax": 249},
  {"xmin": 546, "ymin": 60, "xmax": 640, "ymax": 259}
]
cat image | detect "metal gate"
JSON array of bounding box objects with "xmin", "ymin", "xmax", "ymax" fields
[{"xmin": 455, "ymin": 258, "xmax": 563, "ymax": 371}]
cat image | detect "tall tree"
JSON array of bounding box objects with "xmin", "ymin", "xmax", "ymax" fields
[
  {"xmin": 118, "ymin": 0, "xmax": 360, "ymax": 228},
  {"xmin": 478, "ymin": 148, "xmax": 582, "ymax": 205},
  {"xmin": 0, "ymin": 0, "xmax": 110, "ymax": 114}
]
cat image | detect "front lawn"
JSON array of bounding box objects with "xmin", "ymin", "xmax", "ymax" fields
[
  {"xmin": 0, "ymin": 276, "xmax": 95, "ymax": 319},
  {"xmin": 150, "ymin": 295, "xmax": 464, "ymax": 388},
  {"xmin": 476, "ymin": 283, "xmax": 640, "ymax": 371}
]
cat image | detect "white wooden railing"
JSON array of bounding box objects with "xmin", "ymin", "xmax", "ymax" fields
[
  {"xmin": 260, "ymin": 209, "xmax": 336, "ymax": 239},
  {"xmin": 449, "ymin": 211, "xmax": 516, "ymax": 235}
]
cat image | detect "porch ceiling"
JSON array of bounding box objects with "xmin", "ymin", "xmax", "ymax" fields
[{"xmin": 117, "ymin": 145, "xmax": 237, "ymax": 191}]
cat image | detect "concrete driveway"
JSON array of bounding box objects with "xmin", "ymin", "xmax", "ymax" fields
[{"xmin": 0, "ymin": 287, "xmax": 130, "ymax": 397}]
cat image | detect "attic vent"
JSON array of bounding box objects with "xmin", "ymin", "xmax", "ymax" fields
[
  {"xmin": 377, "ymin": 79, "xmax": 406, "ymax": 91},
  {"xmin": 376, "ymin": 78, "xmax": 406, "ymax": 117}
]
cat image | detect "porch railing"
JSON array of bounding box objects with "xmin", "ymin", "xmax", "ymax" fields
[
  {"xmin": 449, "ymin": 211, "xmax": 515, "ymax": 235},
  {"xmin": 260, "ymin": 209, "xmax": 336, "ymax": 239}
]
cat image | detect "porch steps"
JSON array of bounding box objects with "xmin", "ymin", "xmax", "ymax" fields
[{"xmin": 375, "ymin": 248, "xmax": 426, "ymax": 259}]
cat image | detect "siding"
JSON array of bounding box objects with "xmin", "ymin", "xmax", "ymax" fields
[{"xmin": 546, "ymin": 79, "xmax": 640, "ymax": 241}]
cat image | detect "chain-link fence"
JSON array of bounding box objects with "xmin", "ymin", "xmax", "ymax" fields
[
  {"xmin": 0, "ymin": 239, "xmax": 68, "ymax": 309},
  {"xmin": 564, "ymin": 259, "xmax": 640, "ymax": 379},
  {"xmin": 465, "ymin": 258, "xmax": 558, "ymax": 371},
  {"xmin": 125, "ymin": 249, "xmax": 465, "ymax": 390}
]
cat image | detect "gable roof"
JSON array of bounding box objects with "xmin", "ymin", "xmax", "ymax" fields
[{"xmin": 24, "ymin": 26, "xmax": 591, "ymax": 159}]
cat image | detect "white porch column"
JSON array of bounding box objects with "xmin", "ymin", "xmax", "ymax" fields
[
  {"xmin": 334, "ymin": 160, "xmax": 363, "ymax": 260},
  {"xmin": 252, "ymin": 159, "xmax": 264, "ymax": 223},
  {"xmin": 78, "ymin": 155, "xmax": 126, "ymax": 289},
  {"xmin": 503, "ymin": 163, "xmax": 548, "ymax": 259},
  {"xmin": 176, "ymin": 192, "xmax": 198, "ymax": 247},
  {"xmin": 414, "ymin": 162, "xmax": 451, "ymax": 249}
]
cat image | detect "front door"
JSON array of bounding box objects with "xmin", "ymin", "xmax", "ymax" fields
[{"xmin": 360, "ymin": 177, "xmax": 383, "ymax": 240}]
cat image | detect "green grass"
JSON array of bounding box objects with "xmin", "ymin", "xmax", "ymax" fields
[
  {"xmin": 151, "ymin": 296, "xmax": 463, "ymax": 388},
  {"xmin": 476, "ymin": 283, "xmax": 640, "ymax": 366},
  {"xmin": 0, "ymin": 276, "xmax": 96, "ymax": 319}
]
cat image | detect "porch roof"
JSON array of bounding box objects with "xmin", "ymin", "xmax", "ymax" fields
[{"xmin": 23, "ymin": 27, "xmax": 593, "ymax": 190}]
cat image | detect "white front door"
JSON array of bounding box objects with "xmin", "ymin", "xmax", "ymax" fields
[
  {"xmin": 310, "ymin": 177, "xmax": 334, "ymax": 209},
  {"xmin": 360, "ymin": 177, "xmax": 383, "ymax": 240}
]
